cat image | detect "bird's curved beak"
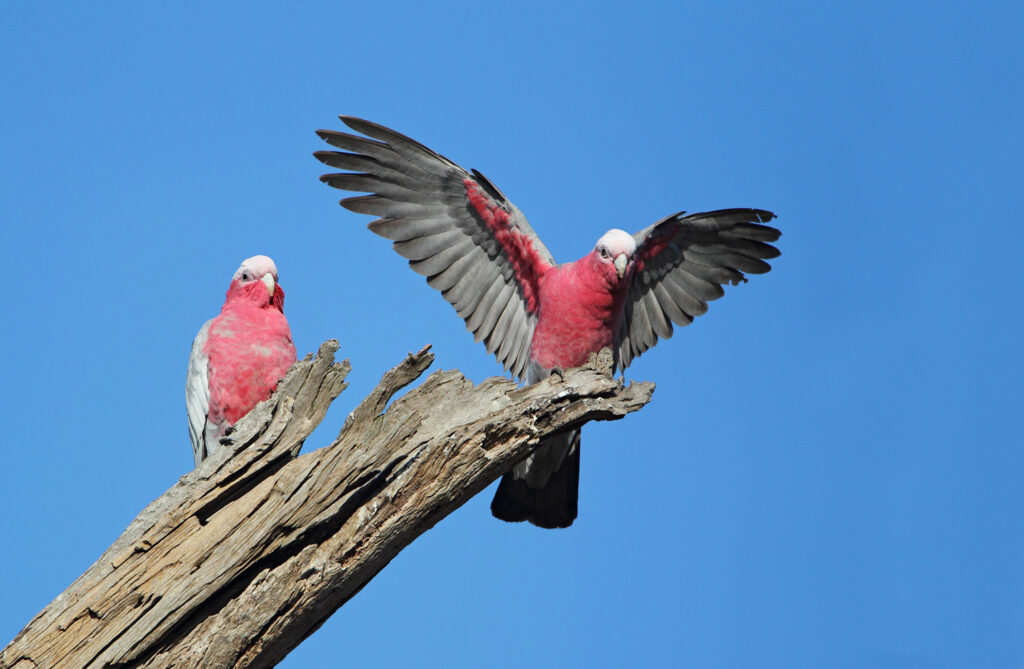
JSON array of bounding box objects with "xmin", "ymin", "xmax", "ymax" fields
[
  {"xmin": 614, "ymin": 254, "xmax": 628, "ymax": 279},
  {"xmin": 261, "ymin": 273, "xmax": 276, "ymax": 297}
]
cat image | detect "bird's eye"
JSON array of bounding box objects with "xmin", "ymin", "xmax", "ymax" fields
[
  {"xmin": 241, "ymin": 272, "xmax": 251, "ymax": 281},
  {"xmin": 599, "ymin": 248, "xmax": 609, "ymax": 258}
]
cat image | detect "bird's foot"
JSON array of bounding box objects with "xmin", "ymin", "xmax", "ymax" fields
[{"xmin": 548, "ymin": 366, "xmax": 565, "ymax": 383}]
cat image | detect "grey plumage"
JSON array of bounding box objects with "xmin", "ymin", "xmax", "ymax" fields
[
  {"xmin": 185, "ymin": 320, "xmax": 212, "ymax": 467},
  {"xmin": 315, "ymin": 117, "xmax": 556, "ymax": 381},
  {"xmin": 619, "ymin": 209, "xmax": 780, "ymax": 368}
]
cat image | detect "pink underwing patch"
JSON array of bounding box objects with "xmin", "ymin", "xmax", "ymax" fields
[
  {"xmin": 464, "ymin": 178, "xmax": 549, "ymax": 313},
  {"xmin": 635, "ymin": 223, "xmax": 678, "ymax": 273}
]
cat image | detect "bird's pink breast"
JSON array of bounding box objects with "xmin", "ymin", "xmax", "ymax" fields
[
  {"xmin": 205, "ymin": 303, "xmax": 296, "ymax": 427},
  {"xmin": 530, "ymin": 260, "xmax": 627, "ymax": 370}
]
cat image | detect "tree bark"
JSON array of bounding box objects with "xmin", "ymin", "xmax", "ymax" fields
[{"xmin": 1, "ymin": 341, "xmax": 653, "ymax": 668}]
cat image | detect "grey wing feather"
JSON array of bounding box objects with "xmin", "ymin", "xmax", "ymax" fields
[
  {"xmin": 316, "ymin": 117, "xmax": 557, "ymax": 380},
  {"xmin": 186, "ymin": 320, "xmax": 212, "ymax": 467},
  {"xmin": 618, "ymin": 208, "xmax": 780, "ymax": 370}
]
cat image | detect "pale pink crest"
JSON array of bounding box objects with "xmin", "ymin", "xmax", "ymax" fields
[
  {"xmin": 595, "ymin": 229, "xmax": 636, "ymax": 257},
  {"xmin": 233, "ymin": 254, "xmax": 280, "ymax": 282}
]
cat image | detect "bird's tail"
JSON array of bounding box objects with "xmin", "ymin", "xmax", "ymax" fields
[{"xmin": 490, "ymin": 429, "xmax": 580, "ymax": 529}]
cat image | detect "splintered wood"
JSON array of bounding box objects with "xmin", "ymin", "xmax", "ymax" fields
[{"xmin": 2, "ymin": 342, "xmax": 652, "ymax": 668}]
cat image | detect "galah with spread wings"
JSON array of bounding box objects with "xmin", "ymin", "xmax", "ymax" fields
[
  {"xmin": 186, "ymin": 255, "xmax": 297, "ymax": 466},
  {"xmin": 315, "ymin": 118, "xmax": 780, "ymax": 528}
]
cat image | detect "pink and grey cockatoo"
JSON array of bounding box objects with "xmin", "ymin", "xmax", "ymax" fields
[
  {"xmin": 186, "ymin": 255, "xmax": 297, "ymax": 466},
  {"xmin": 314, "ymin": 117, "xmax": 780, "ymax": 528}
]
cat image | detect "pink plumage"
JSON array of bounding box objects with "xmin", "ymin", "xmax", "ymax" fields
[
  {"xmin": 186, "ymin": 255, "xmax": 296, "ymax": 466},
  {"xmin": 316, "ymin": 118, "xmax": 780, "ymax": 528},
  {"xmin": 530, "ymin": 236, "xmax": 635, "ymax": 371}
]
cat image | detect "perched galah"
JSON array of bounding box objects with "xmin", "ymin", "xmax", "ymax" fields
[
  {"xmin": 315, "ymin": 117, "xmax": 780, "ymax": 528},
  {"xmin": 186, "ymin": 255, "xmax": 297, "ymax": 466}
]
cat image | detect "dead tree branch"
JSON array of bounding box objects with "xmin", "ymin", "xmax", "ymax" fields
[{"xmin": 2, "ymin": 341, "xmax": 653, "ymax": 668}]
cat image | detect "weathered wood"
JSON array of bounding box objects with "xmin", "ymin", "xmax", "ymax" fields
[{"xmin": 1, "ymin": 341, "xmax": 653, "ymax": 668}]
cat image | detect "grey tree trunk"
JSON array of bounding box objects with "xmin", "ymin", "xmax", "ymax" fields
[{"xmin": 1, "ymin": 341, "xmax": 653, "ymax": 668}]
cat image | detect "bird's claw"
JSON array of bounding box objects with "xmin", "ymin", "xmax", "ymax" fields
[{"xmin": 549, "ymin": 367, "xmax": 565, "ymax": 383}]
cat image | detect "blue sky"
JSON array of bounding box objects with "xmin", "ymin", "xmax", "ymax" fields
[{"xmin": 2, "ymin": 2, "xmax": 1021, "ymax": 667}]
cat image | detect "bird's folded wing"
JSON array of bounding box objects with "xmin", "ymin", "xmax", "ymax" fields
[
  {"xmin": 315, "ymin": 117, "xmax": 556, "ymax": 381},
  {"xmin": 618, "ymin": 209, "xmax": 781, "ymax": 370},
  {"xmin": 185, "ymin": 319, "xmax": 212, "ymax": 466}
]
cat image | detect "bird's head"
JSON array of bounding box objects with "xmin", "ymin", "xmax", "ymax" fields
[
  {"xmin": 225, "ymin": 255, "xmax": 285, "ymax": 312},
  {"xmin": 590, "ymin": 229, "xmax": 637, "ymax": 285}
]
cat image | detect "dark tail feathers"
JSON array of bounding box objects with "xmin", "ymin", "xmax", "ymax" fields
[{"xmin": 490, "ymin": 432, "xmax": 580, "ymax": 529}]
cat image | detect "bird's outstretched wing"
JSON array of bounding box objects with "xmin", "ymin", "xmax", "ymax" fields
[
  {"xmin": 618, "ymin": 209, "xmax": 780, "ymax": 370},
  {"xmin": 315, "ymin": 117, "xmax": 556, "ymax": 380},
  {"xmin": 186, "ymin": 320, "xmax": 212, "ymax": 466}
]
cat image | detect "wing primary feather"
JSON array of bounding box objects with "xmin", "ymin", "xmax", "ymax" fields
[
  {"xmin": 313, "ymin": 150, "xmax": 382, "ymax": 173},
  {"xmin": 653, "ymin": 282, "xmax": 696, "ymax": 325},
  {"xmin": 488, "ymin": 295, "xmax": 519, "ymax": 356},
  {"xmin": 684, "ymin": 248, "xmax": 773, "ymax": 275},
  {"xmin": 677, "ymin": 258, "xmax": 744, "ymax": 288},
  {"xmin": 631, "ymin": 297, "xmax": 656, "ymax": 354},
  {"xmin": 493, "ymin": 298, "xmax": 523, "ymax": 362},
  {"xmin": 316, "ymin": 130, "xmax": 448, "ymax": 185},
  {"xmin": 674, "ymin": 267, "xmax": 725, "ymax": 302},
  {"xmin": 681, "ymin": 237, "xmax": 780, "ymax": 259},
  {"xmin": 442, "ymin": 256, "xmax": 493, "ymax": 310},
  {"xmin": 393, "ymin": 229, "xmax": 466, "ymax": 262},
  {"xmin": 641, "ymin": 290, "xmax": 673, "ymax": 340},
  {"xmin": 340, "ymin": 116, "xmax": 462, "ymax": 175},
  {"xmin": 502, "ymin": 317, "xmax": 525, "ymax": 374},
  {"xmin": 369, "ymin": 217, "xmax": 453, "ymax": 242},
  {"xmin": 321, "ymin": 173, "xmax": 440, "ymax": 204},
  {"xmin": 455, "ymin": 267, "xmax": 502, "ymax": 318},
  {"xmin": 341, "ymin": 196, "xmax": 448, "ymax": 219},
  {"xmin": 512, "ymin": 335, "xmax": 533, "ymax": 381},
  {"xmin": 466, "ymin": 276, "xmax": 507, "ymax": 336},
  {"xmin": 429, "ymin": 247, "xmax": 478, "ymax": 292},
  {"xmin": 408, "ymin": 239, "xmax": 474, "ymax": 276},
  {"xmin": 678, "ymin": 208, "xmax": 777, "ymax": 229},
  {"xmin": 476, "ymin": 284, "xmax": 514, "ymax": 345},
  {"xmin": 663, "ymin": 273, "xmax": 712, "ymax": 314},
  {"xmin": 617, "ymin": 308, "xmax": 635, "ymax": 371},
  {"xmin": 721, "ymin": 222, "xmax": 781, "ymax": 243}
]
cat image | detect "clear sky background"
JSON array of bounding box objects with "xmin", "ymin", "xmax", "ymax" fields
[{"xmin": 1, "ymin": 2, "xmax": 1021, "ymax": 667}]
